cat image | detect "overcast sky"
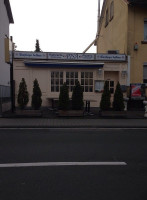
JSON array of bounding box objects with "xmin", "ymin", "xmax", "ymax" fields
[{"xmin": 10, "ymin": 0, "xmax": 103, "ymax": 53}]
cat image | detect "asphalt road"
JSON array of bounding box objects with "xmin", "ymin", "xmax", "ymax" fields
[{"xmin": 0, "ymin": 128, "xmax": 147, "ymax": 200}]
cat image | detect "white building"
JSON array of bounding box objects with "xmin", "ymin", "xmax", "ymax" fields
[
  {"xmin": 13, "ymin": 51, "xmax": 129, "ymax": 109},
  {"xmin": 0, "ymin": 0, "xmax": 14, "ymax": 114}
]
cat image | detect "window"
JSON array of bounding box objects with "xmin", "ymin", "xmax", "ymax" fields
[
  {"xmin": 106, "ymin": 80, "xmax": 114, "ymax": 94},
  {"xmin": 81, "ymin": 72, "xmax": 93, "ymax": 92},
  {"xmin": 95, "ymin": 81, "xmax": 104, "ymax": 92},
  {"xmin": 51, "ymin": 72, "xmax": 63, "ymax": 92},
  {"xmin": 105, "ymin": 9, "xmax": 109, "ymax": 27},
  {"xmin": 66, "ymin": 72, "xmax": 78, "ymax": 92},
  {"xmin": 144, "ymin": 19, "xmax": 147, "ymax": 41},
  {"xmin": 110, "ymin": 1, "xmax": 114, "ymax": 21},
  {"xmin": 143, "ymin": 65, "xmax": 147, "ymax": 83}
]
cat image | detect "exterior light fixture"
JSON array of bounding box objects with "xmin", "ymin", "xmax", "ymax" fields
[
  {"xmin": 98, "ymin": 68, "xmax": 103, "ymax": 75},
  {"xmin": 134, "ymin": 43, "xmax": 139, "ymax": 51},
  {"xmin": 121, "ymin": 70, "xmax": 127, "ymax": 78}
]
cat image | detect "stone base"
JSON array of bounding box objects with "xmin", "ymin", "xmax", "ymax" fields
[
  {"xmin": 15, "ymin": 109, "xmax": 42, "ymax": 117},
  {"xmin": 100, "ymin": 111, "xmax": 127, "ymax": 118},
  {"xmin": 58, "ymin": 110, "xmax": 84, "ymax": 117}
]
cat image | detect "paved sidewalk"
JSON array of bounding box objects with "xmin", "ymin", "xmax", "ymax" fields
[{"xmin": 0, "ymin": 118, "xmax": 147, "ymax": 128}]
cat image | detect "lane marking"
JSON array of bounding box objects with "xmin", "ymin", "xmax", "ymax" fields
[
  {"xmin": 0, "ymin": 162, "xmax": 127, "ymax": 168},
  {"xmin": 0, "ymin": 128, "xmax": 147, "ymax": 130}
]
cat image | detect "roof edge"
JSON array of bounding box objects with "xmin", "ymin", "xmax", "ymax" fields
[{"xmin": 4, "ymin": 0, "xmax": 14, "ymax": 24}]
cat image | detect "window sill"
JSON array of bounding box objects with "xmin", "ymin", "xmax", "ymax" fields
[{"xmin": 141, "ymin": 41, "xmax": 147, "ymax": 44}]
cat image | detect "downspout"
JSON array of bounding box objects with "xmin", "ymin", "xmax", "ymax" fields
[{"xmin": 127, "ymin": 55, "xmax": 131, "ymax": 86}]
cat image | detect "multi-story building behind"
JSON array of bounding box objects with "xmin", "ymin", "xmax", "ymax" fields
[
  {"xmin": 97, "ymin": 0, "xmax": 147, "ymax": 86},
  {"xmin": 0, "ymin": 0, "xmax": 14, "ymax": 114}
]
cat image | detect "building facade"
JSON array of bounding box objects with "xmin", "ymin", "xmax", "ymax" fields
[
  {"xmin": 13, "ymin": 51, "xmax": 128, "ymax": 108},
  {"xmin": 0, "ymin": 0, "xmax": 14, "ymax": 114},
  {"xmin": 0, "ymin": 0, "xmax": 14, "ymax": 85},
  {"xmin": 97, "ymin": 0, "xmax": 147, "ymax": 86}
]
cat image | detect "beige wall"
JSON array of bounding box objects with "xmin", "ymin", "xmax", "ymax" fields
[
  {"xmin": 97, "ymin": 0, "xmax": 147, "ymax": 84},
  {"xmin": 13, "ymin": 59, "xmax": 128, "ymax": 108},
  {"xmin": 128, "ymin": 6, "xmax": 147, "ymax": 83},
  {"xmin": 97, "ymin": 0, "xmax": 128, "ymax": 54}
]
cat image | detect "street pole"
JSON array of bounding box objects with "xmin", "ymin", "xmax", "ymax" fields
[
  {"xmin": 10, "ymin": 36, "xmax": 14, "ymax": 113},
  {"xmin": 83, "ymin": 0, "xmax": 100, "ymax": 53}
]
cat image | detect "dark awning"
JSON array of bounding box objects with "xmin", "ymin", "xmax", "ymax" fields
[{"xmin": 24, "ymin": 61, "xmax": 104, "ymax": 68}]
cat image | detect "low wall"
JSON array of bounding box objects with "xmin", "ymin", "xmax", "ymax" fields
[{"xmin": 1, "ymin": 101, "xmax": 11, "ymax": 113}]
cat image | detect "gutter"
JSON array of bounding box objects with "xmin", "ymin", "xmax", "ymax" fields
[{"xmin": 4, "ymin": 0, "xmax": 14, "ymax": 24}]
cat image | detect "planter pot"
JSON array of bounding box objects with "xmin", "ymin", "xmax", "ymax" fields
[
  {"xmin": 99, "ymin": 110, "xmax": 127, "ymax": 118},
  {"xmin": 15, "ymin": 109, "xmax": 42, "ymax": 117},
  {"xmin": 58, "ymin": 110, "xmax": 84, "ymax": 117}
]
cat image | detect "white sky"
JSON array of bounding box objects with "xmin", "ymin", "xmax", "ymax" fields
[{"xmin": 10, "ymin": 0, "xmax": 103, "ymax": 53}]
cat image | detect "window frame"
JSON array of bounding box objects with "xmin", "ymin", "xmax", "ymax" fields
[
  {"xmin": 105, "ymin": 9, "xmax": 109, "ymax": 27},
  {"xmin": 144, "ymin": 19, "xmax": 147, "ymax": 41},
  {"xmin": 110, "ymin": 1, "xmax": 114, "ymax": 21},
  {"xmin": 106, "ymin": 80, "xmax": 115, "ymax": 94},
  {"xmin": 66, "ymin": 71, "xmax": 78, "ymax": 92},
  {"xmin": 81, "ymin": 72, "xmax": 93, "ymax": 93},
  {"xmin": 51, "ymin": 71, "xmax": 63, "ymax": 92}
]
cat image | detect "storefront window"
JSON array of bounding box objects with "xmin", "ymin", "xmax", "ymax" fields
[
  {"xmin": 66, "ymin": 72, "xmax": 78, "ymax": 92},
  {"xmin": 51, "ymin": 72, "xmax": 63, "ymax": 92},
  {"xmin": 81, "ymin": 72, "xmax": 93, "ymax": 92}
]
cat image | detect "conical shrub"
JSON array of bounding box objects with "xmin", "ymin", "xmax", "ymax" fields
[
  {"xmin": 113, "ymin": 82, "xmax": 124, "ymax": 111},
  {"xmin": 72, "ymin": 81, "xmax": 84, "ymax": 110},
  {"xmin": 100, "ymin": 81, "xmax": 111, "ymax": 110},
  {"xmin": 59, "ymin": 83, "xmax": 70, "ymax": 110},
  {"xmin": 31, "ymin": 79, "xmax": 42, "ymax": 110},
  {"xmin": 17, "ymin": 78, "xmax": 29, "ymax": 109}
]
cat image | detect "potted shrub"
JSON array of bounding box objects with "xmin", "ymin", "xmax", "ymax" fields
[
  {"xmin": 100, "ymin": 81, "xmax": 111, "ymax": 111},
  {"xmin": 113, "ymin": 82, "xmax": 125, "ymax": 111},
  {"xmin": 72, "ymin": 81, "xmax": 84, "ymax": 110},
  {"xmin": 58, "ymin": 82, "xmax": 84, "ymax": 116},
  {"xmin": 58, "ymin": 83, "xmax": 70, "ymax": 115},
  {"xmin": 31, "ymin": 79, "xmax": 42, "ymax": 110},
  {"xmin": 17, "ymin": 78, "xmax": 29, "ymax": 110}
]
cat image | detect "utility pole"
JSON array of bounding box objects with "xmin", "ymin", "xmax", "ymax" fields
[{"xmin": 83, "ymin": 0, "xmax": 100, "ymax": 53}]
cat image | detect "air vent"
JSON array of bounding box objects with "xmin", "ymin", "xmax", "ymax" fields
[{"xmin": 107, "ymin": 50, "xmax": 119, "ymax": 54}]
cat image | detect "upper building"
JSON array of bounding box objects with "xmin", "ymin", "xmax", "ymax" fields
[
  {"xmin": 0, "ymin": 0, "xmax": 14, "ymax": 114},
  {"xmin": 97, "ymin": 0, "xmax": 147, "ymax": 85},
  {"xmin": 0, "ymin": 0, "xmax": 14, "ymax": 86}
]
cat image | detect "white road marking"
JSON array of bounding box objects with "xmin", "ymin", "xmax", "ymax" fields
[
  {"xmin": 0, "ymin": 162, "xmax": 127, "ymax": 168},
  {"xmin": 0, "ymin": 128, "xmax": 147, "ymax": 130}
]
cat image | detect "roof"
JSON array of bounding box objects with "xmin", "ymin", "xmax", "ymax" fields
[{"xmin": 4, "ymin": 0, "xmax": 14, "ymax": 24}]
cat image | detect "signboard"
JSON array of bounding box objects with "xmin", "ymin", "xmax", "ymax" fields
[
  {"xmin": 78, "ymin": 53, "xmax": 95, "ymax": 60},
  {"xmin": 14, "ymin": 51, "xmax": 47, "ymax": 59},
  {"xmin": 96, "ymin": 54, "xmax": 126, "ymax": 61},
  {"xmin": 131, "ymin": 84, "xmax": 142, "ymax": 99},
  {"xmin": 14, "ymin": 51, "xmax": 127, "ymax": 61},
  {"xmin": 48, "ymin": 53, "xmax": 67, "ymax": 59},
  {"xmin": 5, "ymin": 38, "xmax": 13, "ymax": 63}
]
